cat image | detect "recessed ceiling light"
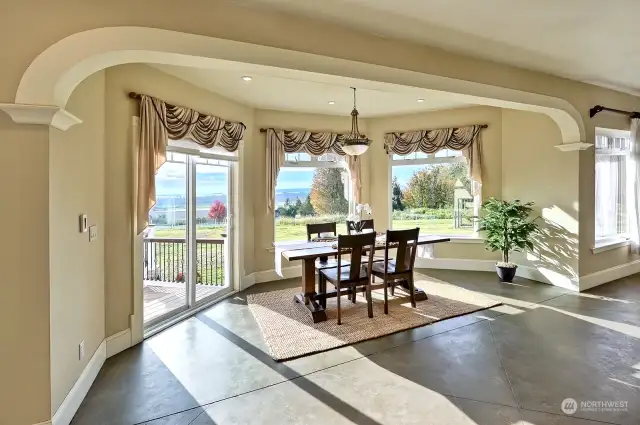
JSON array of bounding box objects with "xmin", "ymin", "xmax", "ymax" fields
[
  {"xmin": 417, "ymin": 98, "xmax": 425, "ymax": 103},
  {"xmin": 328, "ymin": 100, "xmax": 336, "ymax": 105},
  {"xmin": 241, "ymin": 76, "xmax": 252, "ymax": 81}
]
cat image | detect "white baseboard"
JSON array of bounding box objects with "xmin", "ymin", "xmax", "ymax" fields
[
  {"xmin": 105, "ymin": 329, "xmax": 132, "ymax": 358},
  {"xmin": 243, "ymin": 266, "xmax": 303, "ymax": 289},
  {"xmin": 517, "ymin": 265, "xmax": 579, "ymax": 291},
  {"xmin": 33, "ymin": 421, "xmax": 52, "ymax": 425},
  {"xmin": 579, "ymin": 259, "xmax": 640, "ymax": 291},
  {"xmin": 415, "ymin": 258, "xmax": 495, "ymax": 271},
  {"xmin": 241, "ymin": 273, "xmax": 256, "ymax": 291},
  {"xmin": 52, "ymin": 341, "xmax": 106, "ymax": 425}
]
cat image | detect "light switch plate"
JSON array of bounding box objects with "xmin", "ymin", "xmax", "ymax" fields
[
  {"xmin": 79, "ymin": 340, "xmax": 85, "ymax": 361},
  {"xmin": 79, "ymin": 214, "xmax": 88, "ymax": 233},
  {"xmin": 89, "ymin": 225, "xmax": 98, "ymax": 242}
]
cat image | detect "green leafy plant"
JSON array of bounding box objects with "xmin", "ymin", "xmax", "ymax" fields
[{"xmin": 477, "ymin": 198, "xmax": 539, "ymax": 266}]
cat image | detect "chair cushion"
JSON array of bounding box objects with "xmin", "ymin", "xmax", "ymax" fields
[
  {"xmin": 315, "ymin": 258, "xmax": 349, "ymax": 270},
  {"xmin": 320, "ymin": 265, "xmax": 369, "ymax": 283},
  {"xmin": 372, "ymin": 260, "xmax": 398, "ymax": 274},
  {"xmin": 362, "ymin": 255, "xmax": 385, "ymax": 263}
]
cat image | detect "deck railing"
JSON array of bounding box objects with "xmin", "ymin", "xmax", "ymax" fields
[{"xmin": 143, "ymin": 237, "xmax": 225, "ymax": 285}]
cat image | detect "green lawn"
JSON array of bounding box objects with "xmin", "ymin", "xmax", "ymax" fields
[
  {"xmin": 152, "ymin": 219, "xmax": 473, "ymax": 243},
  {"xmin": 153, "ymin": 227, "xmax": 226, "ymax": 238}
]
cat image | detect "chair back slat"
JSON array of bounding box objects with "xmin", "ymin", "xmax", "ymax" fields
[
  {"xmin": 386, "ymin": 228, "xmax": 420, "ymax": 273},
  {"xmin": 346, "ymin": 219, "xmax": 374, "ymax": 235},
  {"xmin": 337, "ymin": 232, "xmax": 376, "ymax": 282},
  {"xmin": 307, "ymin": 222, "xmax": 337, "ymax": 241}
]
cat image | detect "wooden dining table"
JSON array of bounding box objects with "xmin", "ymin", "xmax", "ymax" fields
[{"xmin": 281, "ymin": 235, "xmax": 450, "ymax": 323}]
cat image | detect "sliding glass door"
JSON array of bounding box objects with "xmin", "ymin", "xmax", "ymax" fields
[{"xmin": 143, "ymin": 150, "xmax": 234, "ymax": 330}]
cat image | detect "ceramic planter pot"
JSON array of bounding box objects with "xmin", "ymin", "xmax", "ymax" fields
[{"xmin": 496, "ymin": 265, "xmax": 517, "ymax": 282}]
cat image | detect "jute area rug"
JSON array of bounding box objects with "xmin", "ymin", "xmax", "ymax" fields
[{"xmin": 247, "ymin": 272, "xmax": 501, "ymax": 361}]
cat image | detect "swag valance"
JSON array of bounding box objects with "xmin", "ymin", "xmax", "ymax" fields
[
  {"xmin": 134, "ymin": 93, "xmax": 246, "ymax": 233},
  {"xmin": 384, "ymin": 124, "xmax": 486, "ymax": 188},
  {"xmin": 266, "ymin": 128, "xmax": 361, "ymax": 210}
]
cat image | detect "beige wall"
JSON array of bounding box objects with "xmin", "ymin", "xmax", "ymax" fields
[
  {"xmin": 49, "ymin": 71, "xmax": 106, "ymax": 413},
  {"xmin": 502, "ymin": 109, "xmax": 579, "ymax": 282},
  {"xmin": 0, "ymin": 119, "xmax": 51, "ymax": 425},
  {"xmin": 367, "ymin": 106, "xmax": 503, "ymax": 260},
  {"xmin": 104, "ymin": 64, "xmax": 254, "ymax": 336}
]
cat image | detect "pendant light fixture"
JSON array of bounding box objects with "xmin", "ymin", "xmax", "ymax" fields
[{"xmin": 341, "ymin": 87, "xmax": 371, "ymax": 156}]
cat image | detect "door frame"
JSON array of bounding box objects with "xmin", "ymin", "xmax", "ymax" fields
[{"xmin": 135, "ymin": 141, "xmax": 240, "ymax": 339}]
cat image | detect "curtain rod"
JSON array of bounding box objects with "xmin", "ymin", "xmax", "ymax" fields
[
  {"xmin": 128, "ymin": 92, "xmax": 246, "ymax": 129},
  {"xmin": 590, "ymin": 105, "xmax": 640, "ymax": 119},
  {"xmin": 259, "ymin": 124, "xmax": 488, "ymax": 133}
]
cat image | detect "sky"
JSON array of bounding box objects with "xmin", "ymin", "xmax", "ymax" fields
[
  {"xmin": 156, "ymin": 162, "xmax": 427, "ymax": 197},
  {"xmin": 156, "ymin": 162, "xmax": 228, "ymax": 197}
]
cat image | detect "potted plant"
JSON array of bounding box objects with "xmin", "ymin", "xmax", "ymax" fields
[{"xmin": 477, "ymin": 198, "xmax": 539, "ymax": 282}]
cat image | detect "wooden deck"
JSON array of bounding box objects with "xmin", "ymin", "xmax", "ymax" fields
[{"xmin": 144, "ymin": 281, "xmax": 227, "ymax": 324}]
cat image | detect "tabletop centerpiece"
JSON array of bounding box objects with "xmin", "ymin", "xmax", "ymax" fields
[{"xmin": 347, "ymin": 203, "xmax": 373, "ymax": 233}]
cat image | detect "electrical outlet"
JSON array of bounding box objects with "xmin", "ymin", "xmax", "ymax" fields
[{"xmin": 79, "ymin": 340, "xmax": 85, "ymax": 361}]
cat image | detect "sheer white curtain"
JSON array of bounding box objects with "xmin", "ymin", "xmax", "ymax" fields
[
  {"xmin": 628, "ymin": 119, "xmax": 640, "ymax": 252},
  {"xmin": 595, "ymin": 155, "xmax": 623, "ymax": 238}
]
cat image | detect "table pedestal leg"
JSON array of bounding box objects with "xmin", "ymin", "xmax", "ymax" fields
[
  {"xmin": 292, "ymin": 258, "xmax": 327, "ymax": 323},
  {"xmin": 397, "ymin": 279, "xmax": 428, "ymax": 301}
]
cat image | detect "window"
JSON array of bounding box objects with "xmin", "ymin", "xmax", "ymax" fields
[
  {"xmin": 274, "ymin": 153, "xmax": 353, "ymax": 242},
  {"xmin": 390, "ymin": 149, "xmax": 478, "ymax": 235},
  {"xmin": 595, "ymin": 129, "xmax": 631, "ymax": 243}
]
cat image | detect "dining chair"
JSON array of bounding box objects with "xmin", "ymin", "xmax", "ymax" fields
[
  {"xmin": 306, "ymin": 222, "xmax": 347, "ymax": 269},
  {"xmin": 319, "ymin": 232, "xmax": 376, "ymax": 325},
  {"xmin": 306, "ymin": 222, "xmax": 349, "ymax": 302},
  {"xmin": 306, "ymin": 222, "xmax": 337, "ymax": 241},
  {"xmin": 346, "ymin": 219, "xmax": 375, "ymax": 234},
  {"xmin": 371, "ymin": 227, "xmax": 420, "ymax": 314}
]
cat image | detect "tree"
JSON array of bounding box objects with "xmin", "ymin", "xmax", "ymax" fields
[
  {"xmin": 298, "ymin": 194, "xmax": 315, "ymax": 216},
  {"xmin": 208, "ymin": 200, "xmax": 227, "ymax": 221},
  {"xmin": 402, "ymin": 163, "xmax": 471, "ymax": 210},
  {"xmin": 391, "ymin": 176, "xmax": 405, "ymax": 211},
  {"xmin": 310, "ymin": 168, "xmax": 349, "ymax": 215},
  {"xmin": 280, "ymin": 198, "xmax": 297, "ymax": 217},
  {"xmin": 295, "ymin": 198, "xmax": 303, "ymax": 215}
]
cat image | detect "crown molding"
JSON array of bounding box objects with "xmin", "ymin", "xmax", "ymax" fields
[
  {"xmin": 554, "ymin": 142, "xmax": 593, "ymax": 152},
  {"xmin": 0, "ymin": 103, "xmax": 82, "ymax": 131}
]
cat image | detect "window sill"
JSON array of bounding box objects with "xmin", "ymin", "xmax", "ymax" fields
[
  {"xmin": 592, "ymin": 238, "xmax": 630, "ymax": 254},
  {"xmin": 438, "ymin": 235, "xmax": 485, "ymax": 244}
]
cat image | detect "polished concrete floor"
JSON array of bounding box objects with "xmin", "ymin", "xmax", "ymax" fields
[{"xmin": 72, "ymin": 270, "xmax": 640, "ymax": 425}]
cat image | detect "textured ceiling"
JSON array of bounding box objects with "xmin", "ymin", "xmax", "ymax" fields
[
  {"xmin": 152, "ymin": 63, "xmax": 473, "ymax": 117},
  {"xmin": 230, "ymin": 0, "xmax": 640, "ymax": 94}
]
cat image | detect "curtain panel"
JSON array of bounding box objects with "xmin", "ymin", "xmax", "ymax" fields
[
  {"xmin": 136, "ymin": 94, "xmax": 245, "ymax": 234},
  {"xmin": 384, "ymin": 124, "xmax": 485, "ymax": 188},
  {"xmin": 266, "ymin": 128, "xmax": 361, "ymax": 211}
]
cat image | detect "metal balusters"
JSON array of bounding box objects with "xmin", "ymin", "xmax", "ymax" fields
[{"xmin": 143, "ymin": 237, "xmax": 225, "ymax": 285}]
